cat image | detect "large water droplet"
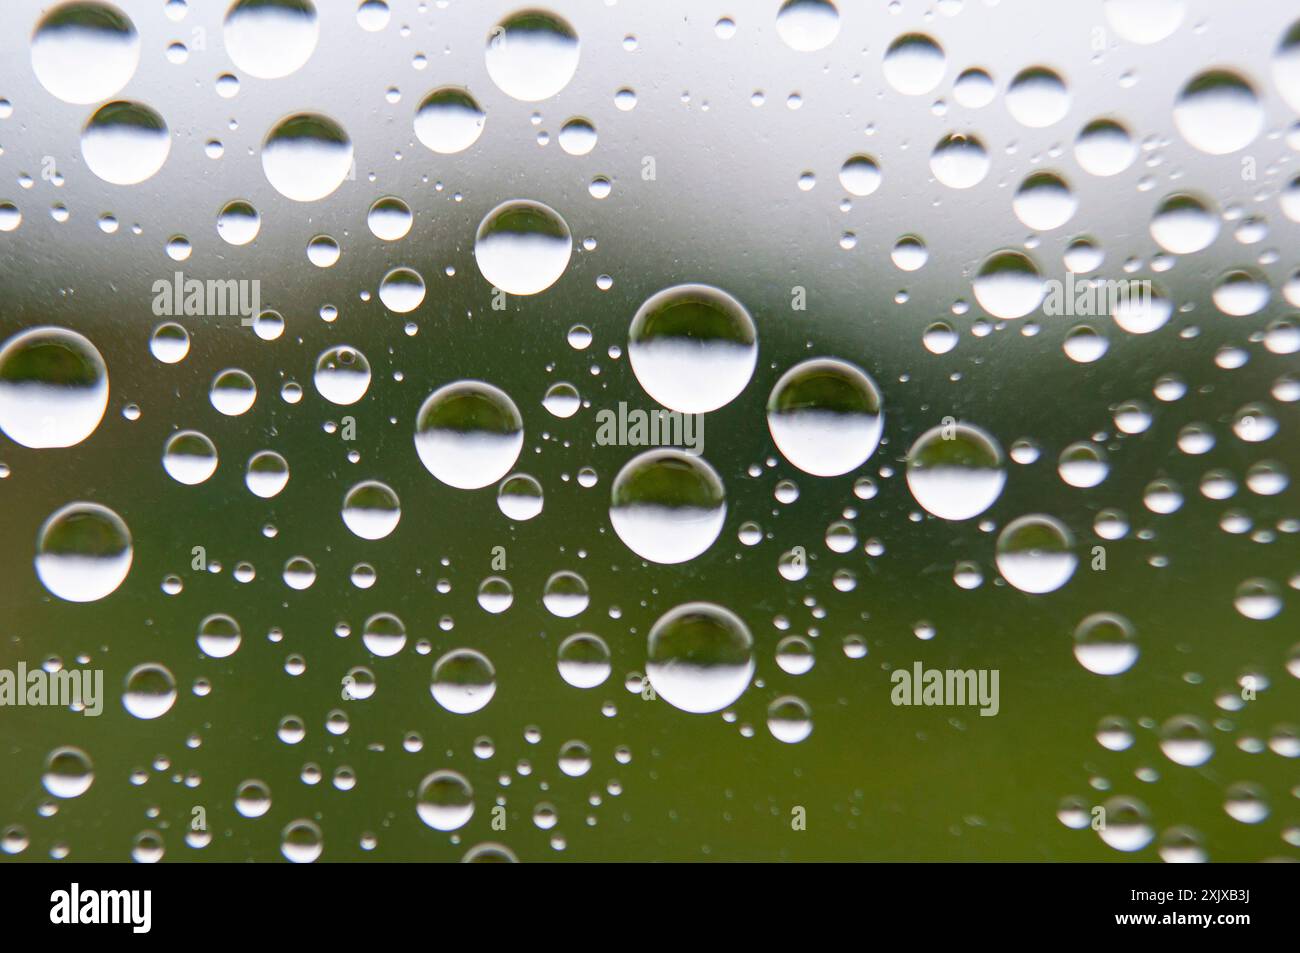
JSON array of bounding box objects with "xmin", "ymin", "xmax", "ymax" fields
[
  {"xmin": 610, "ymin": 449, "xmax": 726, "ymax": 563},
  {"xmin": 31, "ymin": 2, "xmax": 140, "ymax": 104},
  {"xmin": 474, "ymin": 200, "xmax": 571, "ymax": 295},
  {"xmin": 122, "ymin": 662, "xmax": 176, "ymax": 719},
  {"xmin": 484, "ymin": 9, "xmax": 580, "ymax": 101},
  {"xmin": 262, "ymin": 112, "xmax": 353, "ymax": 202},
  {"xmin": 767, "ymin": 358, "xmax": 884, "ymax": 477},
  {"xmin": 1073, "ymin": 612, "xmax": 1139, "ymax": 675},
  {"xmin": 498, "ymin": 472, "xmax": 544, "ymax": 520},
  {"xmin": 414, "ymin": 381, "xmax": 523, "ymax": 489},
  {"xmin": 417, "ymin": 769, "xmax": 474, "ymax": 830},
  {"xmin": 1103, "ymin": 0, "xmax": 1185, "ymax": 45},
  {"xmin": 414, "ymin": 87, "xmax": 485, "ymax": 154},
  {"xmin": 930, "ymin": 132, "xmax": 989, "ymax": 189},
  {"xmin": 35, "ymin": 501, "xmax": 133, "ymax": 602},
  {"xmin": 557, "ymin": 632, "xmax": 611, "ymax": 688},
  {"xmin": 1173, "ymin": 70, "xmax": 1262, "ymax": 154},
  {"xmin": 378, "ymin": 266, "xmax": 426, "ymax": 313},
  {"xmin": 224, "ymin": 0, "xmax": 318, "ymax": 79},
  {"xmin": 1149, "ymin": 193, "xmax": 1218, "ymax": 254},
  {"xmin": 646, "ymin": 602, "xmax": 754, "ymax": 714},
  {"xmin": 197, "ymin": 612, "xmax": 241, "ymax": 658},
  {"xmin": 81, "ymin": 100, "xmax": 170, "ymax": 185},
  {"xmin": 162, "ymin": 430, "xmax": 218, "ymax": 485},
  {"xmin": 973, "ymin": 250, "xmax": 1044, "ymax": 319},
  {"xmin": 995, "ymin": 514, "xmax": 1076, "ymax": 594},
  {"xmin": 627, "ymin": 284, "xmax": 757, "ymax": 413},
  {"xmin": 42, "ymin": 746, "xmax": 94, "ymax": 798},
  {"xmin": 431, "ymin": 648, "xmax": 496, "ymax": 714},
  {"xmin": 906, "ymin": 423, "xmax": 1006, "ymax": 520},
  {"xmin": 775, "ymin": 0, "xmax": 840, "ymax": 52},
  {"xmin": 1274, "ymin": 20, "xmax": 1300, "ymax": 112},
  {"xmin": 314, "ymin": 345, "xmax": 370, "ymax": 405},
  {"xmin": 245, "ymin": 450, "xmax": 289, "ymax": 498},
  {"xmin": 0, "ymin": 327, "xmax": 107, "ymax": 448},
  {"xmin": 882, "ymin": 33, "xmax": 945, "ymax": 95},
  {"xmin": 341, "ymin": 480, "xmax": 401, "ymax": 540},
  {"xmin": 1005, "ymin": 66, "xmax": 1070, "ymax": 127}
]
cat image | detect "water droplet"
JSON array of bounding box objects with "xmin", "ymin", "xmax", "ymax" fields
[
  {"xmin": 431, "ymin": 649, "xmax": 496, "ymax": 714},
  {"xmin": 1112, "ymin": 280, "xmax": 1171, "ymax": 334},
  {"xmin": 262, "ymin": 112, "xmax": 352, "ymax": 202},
  {"xmin": 1234, "ymin": 578, "xmax": 1281, "ymax": 620},
  {"xmin": 1012, "ymin": 172, "xmax": 1076, "ymax": 231},
  {"xmin": 224, "ymin": 0, "xmax": 318, "ymax": 80},
  {"xmin": 953, "ymin": 67, "xmax": 995, "ymax": 108},
  {"xmin": 366, "ymin": 196, "xmax": 412, "ymax": 241},
  {"xmin": 362, "ymin": 612, "xmax": 406, "ymax": 656},
  {"xmin": 1098, "ymin": 796, "xmax": 1153, "ymax": 851},
  {"xmin": 1103, "ymin": 0, "xmax": 1185, "ymax": 45},
  {"xmin": 1173, "ymin": 70, "xmax": 1262, "ymax": 154},
  {"xmin": 378, "ymin": 266, "xmax": 426, "ymax": 313},
  {"xmin": 838, "ymin": 154, "xmax": 882, "ymax": 196},
  {"xmin": 1149, "ymin": 193, "xmax": 1218, "ymax": 254},
  {"xmin": 1006, "ymin": 66, "xmax": 1070, "ymax": 128},
  {"xmin": 216, "ymin": 199, "xmax": 260, "ymax": 245},
  {"xmin": 906, "ymin": 423, "xmax": 1006, "ymax": 520},
  {"xmin": 485, "ymin": 9, "xmax": 580, "ymax": 102},
  {"xmin": 1074, "ymin": 119, "xmax": 1136, "ymax": 176},
  {"xmin": 767, "ymin": 695, "xmax": 813, "ymax": 743},
  {"xmin": 280, "ymin": 819, "xmax": 323, "ymax": 862},
  {"xmin": 776, "ymin": 0, "xmax": 840, "ymax": 53},
  {"xmin": 627, "ymin": 284, "xmax": 757, "ymax": 413},
  {"xmin": 498, "ymin": 472, "xmax": 543, "ymax": 520},
  {"xmin": 356, "ymin": 0, "xmax": 389, "ymax": 31},
  {"xmin": 314, "ymin": 345, "xmax": 370, "ymax": 405},
  {"xmin": 245, "ymin": 450, "xmax": 289, "ymax": 498},
  {"xmin": 1073, "ymin": 612, "xmax": 1138, "ymax": 674},
  {"xmin": 341, "ymin": 480, "xmax": 401, "ymax": 539},
  {"xmin": 1274, "ymin": 19, "xmax": 1300, "ymax": 112},
  {"xmin": 81, "ymin": 100, "xmax": 170, "ymax": 185},
  {"xmin": 0, "ymin": 327, "xmax": 108, "ymax": 448},
  {"xmin": 646, "ymin": 602, "xmax": 754, "ymax": 713},
  {"xmin": 31, "ymin": 2, "xmax": 140, "ymax": 104},
  {"xmin": 557, "ymin": 633, "xmax": 611, "ymax": 688},
  {"xmin": 235, "ymin": 779, "xmax": 272, "ymax": 818},
  {"xmin": 35, "ymin": 502, "xmax": 132, "ymax": 602},
  {"xmin": 414, "ymin": 380, "xmax": 523, "ymax": 489},
  {"xmin": 558, "ymin": 116, "xmax": 597, "ymax": 155},
  {"xmin": 197, "ymin": 613, "xmax": 241, "ymax": 658},
  {"xmin": 1058, "ymin": 442, "xmax": 1108, "ymax": 488},
  {"xmin": 767, "ymin": 358, "xmax": 884, "ymax": 477},
  {"xmin": 973, "ymin": 250, "xmax": 1043, "ymax": 319},
  {"xmin": 1159, "ymin": 714, "xmax": 1212, "ymax": 766},
  {"xmin": 42, "ymin": 746, "xmax": 94, "ymax": 798},
  {"xmin": 122, "ymin": 663, "xmax": 176, "ymax": 719},
  {"xmin": 210, "ymin": 368, "xmax": 256, "ymax": 416},
  {"xmin": 414, "ymin": 87, "xmax": 485, "ymax": 154},
  {"xmin": 996, "ymin": 514, "xmax": 1076, "ymax": 594},
  {"xmin": 474, "ymin": 199, "xmax": 571, "ymax": 295},
  {"xmin": 882, "ymin": 33, "xmax": 945, "ymax": 96},
  {"xmin": 930, "ymin": 132, "xmax": 989, "ymax": 189},
  {"xmin": 162, "ymin": 430, "xmax": 217, "ymax": 485},
  {"xmin": 611, "ymin": 449, "xmax": 726, "ymax": 563},
  {"xmin": 542, "ymin": 570, "xmax": 589, "ymax": 617}
]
